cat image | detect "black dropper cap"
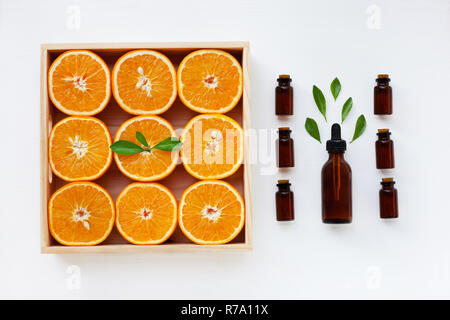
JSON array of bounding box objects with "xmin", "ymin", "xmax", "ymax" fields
[{"xmin": 326, "ymin": 123, "xmax": 346, "ymax": 152}]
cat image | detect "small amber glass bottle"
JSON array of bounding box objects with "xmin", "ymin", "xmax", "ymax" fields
[
  {"xmin": 277, "ymin": 127, "xmax": 294, "ymax": 168},
  {"xmin": 321, "ymin": 124, "xmax": 352, "ymax": 224},
  {"xmin": 276, "ymin": 180, "xmax": 294, "ymax": 221},
  {"xmin": 275, "ymin": 74, "xmax": 293, "ymax": 115},
  {"xmin": 379, "ymin": 178, "xmax": 398, "ymax": 219},
  {"xmin": 374, "ymin": 74, "xmax": 392, "ymax": 115},
  {"xmin": 376, "ymin": 129, "xmax": 395, "ymax": 169}
]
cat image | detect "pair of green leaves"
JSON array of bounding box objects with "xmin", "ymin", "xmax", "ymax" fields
[
  {"xmin": 110, "ymin": 131, "xmax": 183, "ymax": 155},
  {"xmin": 304, "ymin": 115, "xmax": 366, "ymax": 144},
  {"xmin": 306, "ymin": 77, "xmax": 366, "ymax": 144},
  {"xmin": 313, "ymin": 78, "xmax": 353, "ymax": 123}
]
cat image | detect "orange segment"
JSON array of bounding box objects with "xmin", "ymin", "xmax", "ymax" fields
[
  {"xmin": 49, "ymin": 117, "xmax": 112, "ymax": 181},
  {"xmin": 178, "ymin": 49, "xmax": 243, "ymax": 113},
  {"xmin": 180, "ymin": 114, "xmax": 243, "ymax": 179},
  {"xmin": 48, "ymin": 50, "xmax": 111, "ymax": 115},
  {"xmin": 114, "ymin": 116, "xmax": 178, "ymax": 181},
  {"xmin": 49, "ymin": 182, "xmax": 115, "ymax": 246},
  {"xmin": 112, "ymin": 50, "xmax": 177, "ymax": 115},
  {"xmin": 179, "ymin": 180, "xmax": 245, "ymax": 245},
  {"xmin": 116, "ymin": 183, "xmax": 177, "ymax": 244}
]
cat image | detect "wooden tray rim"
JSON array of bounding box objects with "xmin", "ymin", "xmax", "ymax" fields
[{"xmin": 40, "ymin": 41, "xmax": 252, "ymax": 254}]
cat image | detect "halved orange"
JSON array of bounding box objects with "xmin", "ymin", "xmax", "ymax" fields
[
  {"xmin": 116, "ymin": 183, "xmax": 177, "ymax": 244},
  {"xmin": 49, "ymin": 117, "xmax": 112, "ymax": 181},
  {"xmin": 180, "ymin": 114, "xmax": 243, "ymax": 179},
  {"xmin": 179, "ymin": 180, "xmax": 245, "ymax": 245},
  {"xmin": 112, "ymin": 50, "xmax": 177, "ymax": 115},
  {"xmin": 49, "ymin": 182, "xmax": 115, "ymax": 246},
  {"xmin": 48, "ymin": 50, "xmax": 111, "ymax": 116},
  {"xmin": 177, "ymin": 49, "xmax": 243, "ymax": 113},
  {"xmin": 114, "ymin": 116, "xmax": 178, "ymax": 181}
]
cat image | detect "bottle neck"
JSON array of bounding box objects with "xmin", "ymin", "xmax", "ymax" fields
[
  {"xmin": 381, "ymin": 182, "xmax": 395, "ymax": 190},
  {"xmin": 279, "ymin": 131, "xmax": 291, "ymax": 140},
  {"xmin": 277, "ymin": 184, "xmax": 291, "ymax": 192},
  {"xmin": 377, "ymin": 132, "xmax": 391, "ymax": 140},
  {"xmin": 376, "ymin": 78, "xmax": 390, "ymax": 86},
  {"xmin": 328, "ymin": 150, "xmax": 345, "ymax": 159},
  {"xmin": 277, "ymin": 78, "xmax": 291, "ymax": 87}
]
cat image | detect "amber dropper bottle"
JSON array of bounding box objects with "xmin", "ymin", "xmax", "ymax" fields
[
  {"xmin": 379, "ymin": 178, "xmax": 398, "ymax": 219},
  {"xmin": 321, "ymin": 124, "xmax": 352, "ymax": 224},
  {"xmin": 374, "ymin": 74, "xmax": 392, "ymax": 115},
  {"xmin": 277, "ymin": 127, "xmax": 294, "ymax": 168},
  {"xmin": 376, "ymin": 129, "xmax": 395, "ymax": 169},
  {"xmin": 276, "ymin": 180, "xmax": 294, "ymax": 221},
  {"xmin": 275, "ymin": 75, "xmax": 293, "ymax": 115}
]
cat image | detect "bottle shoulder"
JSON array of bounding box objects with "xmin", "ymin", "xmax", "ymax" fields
[
  {"xmin": 375, "ymin": 85, "xmax": 392, "ymax": 92},
  {"xmin": 380, "ymin": 187, "xmax": 397, "ymax": 194},
  {"xmin": 276, "ymin": 85, "xmax": 292, "ymax": 91},
  {"xmin": 376, "ymin": 139, "xmax": 393, "ymax": 146},
  {"xmin": 279, "ymin": 137, "xmax": 293, "ymax": 143}
]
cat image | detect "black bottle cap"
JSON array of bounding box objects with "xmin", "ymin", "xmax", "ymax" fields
[
  {"xmin": 326, "ymin": 123, "xmax": 346, "ymax": 151},
  {"xmin": 381, "ymin": 177, "xmax": 396, "ymax": 186},
  {"xmin": 277, "ymin": 179, "xmax": 291, "ymax": 187},
  {"xmin": 377, "ymin": 128, "xmax": 391, "ymax": 137},
  {"xmin": 278, "ymin": 127, "xmax": 291, "ymax": 134},
  {"xmin": 277, "ymin": 74, "xmax": 292, "ymax": 83},
  {"xmin": 376, "ymin": 74, "xmax": 390, "ymax": 83}
]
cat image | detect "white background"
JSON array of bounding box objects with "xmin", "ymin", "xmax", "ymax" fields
[{"xmin": 0, "ymin": 0, "xmax": 449, "ymax": 299}]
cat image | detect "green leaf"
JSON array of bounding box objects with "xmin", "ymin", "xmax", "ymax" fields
[
  {"xmin": 341, "ymin": 97, "xmax": 353, "ymax": 123},
  {"xmin": 151, "ymin": 137, "xmax": 183, "ymax": 152},
  {"xmin": 350, "ymin": 115, "xmax": 366, "ymax": 143},
  {"xmin": 110, "ymin": 140, "xmax": 145, "ymax": 155},
  {"xmin": 304, "ymin": 118, "xmax": 321, "ymax": 143},
  {"xmin": 312, "ymin": 85, "xmax": 327, "ymax": 121},
  {"xmin": 330, "ymin": 77, "xmax": 341, "ymax": 101},
  {"xmin": 135, "ymin": 131, "xmax": 148, "ymax": 148}
]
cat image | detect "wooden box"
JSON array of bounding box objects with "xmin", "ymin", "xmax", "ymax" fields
[{"xmin": 40, "ymin": 42, "xmax": 251, "ymax": 253}]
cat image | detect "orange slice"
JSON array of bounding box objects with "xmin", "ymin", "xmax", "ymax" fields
[
  {"xmin": 177, "ymin": 49, "xmax": 243, "ymax": 113},
  {"xmin": 180, "ymin": 114, "xmax": 243, "ymax": 179},
  {"xmin": 48, "ymin": 50, "xmax": 111, "ymax": 115},
  {"xmin": 116, "ymin": 183, "xmax": 177, "ymax": 244},
  {"xmin": 49, "ymin": 182, "xmax": 115, "ymax": 246},
  {"xmin": 49, "ymin": 116, "xmax": 112, "ymax": 181},
  {"xmin": 114, "ymin": 116, "xmax": 178, "ymax": 181},
  {"xmin": 112, "ymin": 50, "xmax": 177, "ymax": 115},
  {"xmin": 179, "ymin": 180, "xmax": 245, "ymax": 245}
]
